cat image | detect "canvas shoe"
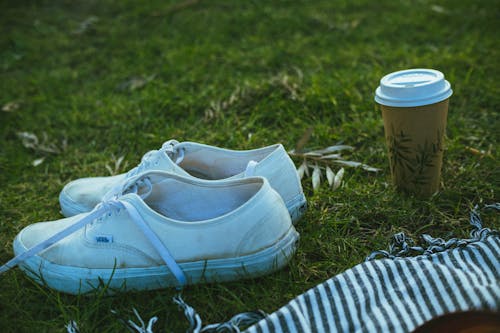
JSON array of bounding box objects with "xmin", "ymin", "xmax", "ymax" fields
[
  {"xmin": 59, "ymin": 140, "xmax": 306, "ymax": 223},
  {"xmin": 1, "ymin": 171, "xmax": 299, "ymax": 294}
]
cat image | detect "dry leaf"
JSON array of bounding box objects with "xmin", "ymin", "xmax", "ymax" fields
[
  {"xmin": 430, "ymin": 5, "xmax": 448, "ymax": 14},
  {"xmin": 204, "ymin": 85, "xmax": 249, "ymax": 122},
  {"xmin": 303, "ymin": 160, "xmax": 310, "ymax": 177},
  {"xmin": 303, "ymin": 152, "xmax": 323, "ymax": 157},
  {"xmin": 105, "ymin": 164, "xmax": 114, "ymax": 176},
  {"xmin": 333, "ymin": 167, "xmax": 344, "ymax": 190},
  {"xmin": 332, "ymin": 160, "xmax": 380, "ymax": 172},
  {"xmin": 320, "ymin": 153, "xmax": 342, "ymax": 160},
  {"xmin": 312, "ymin": 164, "xmax": 321, "ymax": 191},
  {"xmin": 116, "ymin": 155, "xmax": 125, "ymax": 169},
  {"xmin": 2, "ymin": 101, "xmax": 21, "ymax": 112},
  {"xmin": 116, "ymin": 75, "xmax": 155, "ymax": 92},
  {"xmin": 73, "ymin": 16, "xmax": 99, "ymax": 34},
  {"xmin": 465, "ymin": 146, "xmax": 493, "ymax": 159},
  {"xmin": 360, "ymin": 165, "xmax": 381, "ymax": 172},
  {"xmin": 297, "ymin": 161, "xmax": 308, "ymax": 180},
  {"xmin": 105, "ymin": 155, "xmax": 126, "ymax": 175},
  {"xmin": 308, "ymin": 145, "xmax": 354, "ymax": 155},
  {"xmin": 17, "ymin": 131, "xmax": 62, "ymax": 154},
  {"xmin": 326, "ymin": 166, "xmax": 335, "ymax": 186},
  {"xmin": 32, "ymin": 157, "xmax": 45, "ymax": 167},
  {"xmin": 17, "ymin": 131, "xmax": 38, "ymax": 149}
]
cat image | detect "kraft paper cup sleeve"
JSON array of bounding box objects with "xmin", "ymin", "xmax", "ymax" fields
[{"xmin": 380, "ymin": 100, "xmax": 449, "ymax": 197}]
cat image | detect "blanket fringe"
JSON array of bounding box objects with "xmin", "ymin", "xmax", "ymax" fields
[
  {"xmin": 111, "ymin": 307, "xmax": 158, "ymax": 333},
  {"xmin": 66, "ymin": 320, "xmax": 80, "ymax": 333},
  {"xmin": 174, "ymin": 294, "xmax": 266, "ymax": 333},
  {"xmin": 365, "ymin": 203, "xmax": 499, "ymax": 261}
]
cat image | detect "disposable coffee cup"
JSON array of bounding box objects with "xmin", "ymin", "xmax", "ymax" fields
[{"xmin": 375, "ymin": 69, "xmax": 452, "ymax": 197}]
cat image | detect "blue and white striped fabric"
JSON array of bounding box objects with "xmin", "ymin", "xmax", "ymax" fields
[
  {"xmin": 243, "ymin": 236, "xmax": 499, "ymax": 333},
  {"xmin": 241, "ymin": 205, "xmax": 499, "ymax": 333}
]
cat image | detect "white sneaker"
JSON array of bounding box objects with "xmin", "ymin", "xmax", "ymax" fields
[
  {"xmin": 59, "ymin": 140, "xmax": 306, "ymax": 223},
  {"xmin": 1, "ymin": 171, "xmax": 299, "ymax": 294}
]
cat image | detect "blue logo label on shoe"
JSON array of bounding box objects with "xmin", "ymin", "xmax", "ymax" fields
[{"xmin": 95, "ymin": 235, "xmax": 113, "ymax": 243}]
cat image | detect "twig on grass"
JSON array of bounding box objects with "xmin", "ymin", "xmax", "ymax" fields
[{"xmin": 289, "ymin": 128, "xmax": 380, "ymax": 191}]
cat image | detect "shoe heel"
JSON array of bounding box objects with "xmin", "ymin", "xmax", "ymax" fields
[{"xmin": 287, "ymin": 194, "xmax": 307, "ymax": 224}]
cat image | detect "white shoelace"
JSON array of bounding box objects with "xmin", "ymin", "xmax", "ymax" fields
[
  {"xmin": 126, "ymin": 139, "xmax": 185, "ymax": 178},
  {"xmin": 102, "ymin": 139, "xmax": 185, "ymax": 202},
  {"xmin": 0, "ymin": 178, "xmax": 187, "ymax": 289}
]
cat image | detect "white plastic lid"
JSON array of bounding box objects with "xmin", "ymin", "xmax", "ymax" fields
[{"xmin": 375, "ymin": 69, "xmax": 452, "ymax": 107}]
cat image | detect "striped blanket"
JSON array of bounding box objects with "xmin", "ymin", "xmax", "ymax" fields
[
  {"xmin": 67, "ymin": 204, "xmax": 500, "ymax": 333},
  {"xmin": 243, "ymin": 226, "xmax": 499, "ymax": 332}
]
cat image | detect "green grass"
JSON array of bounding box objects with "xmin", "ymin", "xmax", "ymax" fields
[{"xmin": 0, "ymin": 0, "xmax": 498, "ymax": 331}]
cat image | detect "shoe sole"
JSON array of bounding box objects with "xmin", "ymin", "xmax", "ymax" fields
[
  {"xmin": 14, "ymin": 227, "xmax": 299, "ymax": 295},
  {"xmin": 60, "ymin": 191, "xmax": 308, "ymax": 224}
]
